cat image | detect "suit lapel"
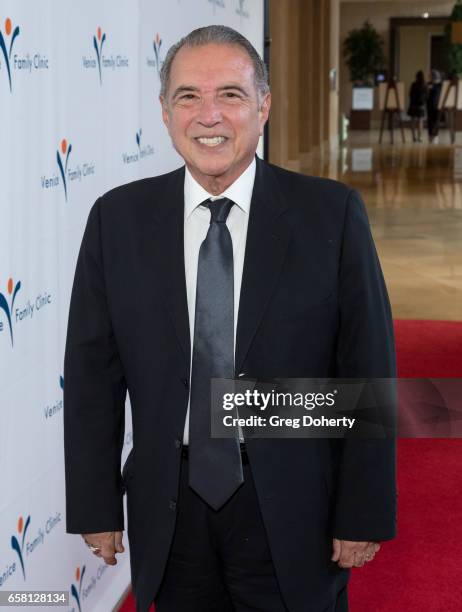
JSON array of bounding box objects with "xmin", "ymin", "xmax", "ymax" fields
[
  {"xmin": 151, "ymin": 166, "xmax": 191, "ymax": 366},
  {"xmin": 235, "ymin": 157, "xmax": 291, "ymax": 375}
]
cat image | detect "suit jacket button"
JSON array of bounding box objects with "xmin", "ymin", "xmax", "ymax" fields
[
  {"xmin": 174, "ymin": 439, "xmax": 182, "ymax": 449},
  {"xmin": 169, "ymin": 499, "xmax": 177, "ymax": 511},
  {"xmin": 181, "ymin": 378, "xmax": 189, "ymax": 389}
]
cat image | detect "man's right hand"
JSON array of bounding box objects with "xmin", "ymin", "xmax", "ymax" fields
[{"xmin": 82, "ymin": 531, "xmax": 125, "ymax": 565}]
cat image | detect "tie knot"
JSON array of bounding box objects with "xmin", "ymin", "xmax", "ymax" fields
[{"xmin": 205, "ymin": 198, "xmax": 234, "ymax": 224}]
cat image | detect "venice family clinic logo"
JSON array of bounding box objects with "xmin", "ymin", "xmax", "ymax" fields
[
  {"xmin": 209, "ymin": 0, "xmax": 226, "ymax": 10},
  {"xmin": 41, "ymin": 137, "xmax": 95, "ymax": 200},
  {"xmin": 147, "ymin": 33, "xmax": 164, "ymax": 78},
  {"xmin": 136, "ymin": 129, "xmax": 142, "ymax": 153},
  {"xmin": 122, "ymin": 129, "xmax": 154, "ymax": 164},
  {"xmin": 83, "ymin": 27, "xmax": 128, "ymax": 82},
  {"xmin": 153, "ymin": 33, "xmax": 162, "ymax": 75},
  {"xmin": 0, "ymin": 17, "xmax": 20, "ymax": 92},
  {"xmin": 0, "ymin": 16, "xmax": 48, "ymax": 91},
  {"xmin": 0, "ymin": 277, "xmax": 21, "ymax": 346},
  {"xmin": 43, "ymin": 376, "xmax": 64, "ymax": 421},
  {"xmin": 93, "ymin": 27, "xmax": 106, "ymax": 84},
  {"xmin": 56, "ymin": 138, "xmax": 72, "ymax": 201},
  {"xmin": 71, "ymin": 565, "xmax": 86, "ymax": 612},
  {"xmin": 11, "ymin": 515, "xmax": 31, "ymax": 580},
  {"xmin": 236, "ymin": 0, "xmax": 250, "ymax": 19}
]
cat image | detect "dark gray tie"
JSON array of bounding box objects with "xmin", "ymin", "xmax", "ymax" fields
[{"xmin": 188, "ymin": 197, "xmax": 243, "ymax": 510}]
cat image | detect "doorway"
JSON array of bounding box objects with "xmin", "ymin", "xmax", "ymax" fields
[{"xmin": 430, "ymin": 34, "xmax": 449, "ymax": 77}]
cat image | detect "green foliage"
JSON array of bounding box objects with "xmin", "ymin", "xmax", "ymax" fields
[
  {"xmin": 342, "ymin": 20, "xmax": 386, "ymax": 85},
  {"xmin": 445, "ymin": 1, "xmax": 462, "ymax": 75}
]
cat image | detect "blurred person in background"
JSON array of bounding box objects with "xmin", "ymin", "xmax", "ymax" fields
[
  {"xmin": 408, "ymin": 70, "xmax": 428, "ymax": 143},
  {"xmin": 427, "ymin": 69, "xmax": 442, "ymax": 144}
]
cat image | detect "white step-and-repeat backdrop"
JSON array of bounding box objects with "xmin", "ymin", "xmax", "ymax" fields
[{"xmin": 0, "ymin": 1, "xmax": 264, "ymax": 610}]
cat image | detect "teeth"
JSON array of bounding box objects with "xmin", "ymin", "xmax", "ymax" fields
[{"xmin": 197, "ymin": 136, "xmax": 226, "ymax": 146}]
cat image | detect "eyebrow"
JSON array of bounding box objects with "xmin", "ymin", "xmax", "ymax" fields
[
  {"xmin": 172, "ymin": 85, "xmax": 199, "ymax": 99},
  {"xmin": 172, "ymin": 84, "xmax": 250, "ymax": 100}
]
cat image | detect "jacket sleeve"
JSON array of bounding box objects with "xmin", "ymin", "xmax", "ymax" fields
[
  {"xmin": 332, "ymin": 189, "xmax": 397, "ymax": 542},
  {"xmin": 63, "ymin": 198, "xmax": 127, "ymax": 534}
]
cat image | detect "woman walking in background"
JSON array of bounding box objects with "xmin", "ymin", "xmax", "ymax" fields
[
  {"xmin": 408, "ymin": 70, "xmax": 428, "ymax": 143},
  {"xmin": 427, "ymin": 69, "xmax": 442, "ymax": 143}
]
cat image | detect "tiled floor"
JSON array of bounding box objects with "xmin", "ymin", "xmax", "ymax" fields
[{"xmin": 302, "ymin": 130, "xmax": 462, "ymax": 321}]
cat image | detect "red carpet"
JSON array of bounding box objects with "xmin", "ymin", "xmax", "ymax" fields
[
  {"xmin": 349, "ymin": 320, "xmax": 462, "ymax": 612},
  {"xmin": 119, "ymin": 320, "xmax": 462, "ymax": 612},
  {"xmin": 394, "ymin": 319, "xmax": 462, "ymax": 378}
]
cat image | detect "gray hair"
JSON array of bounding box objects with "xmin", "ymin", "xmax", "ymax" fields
[{"xmin": 160, "ymin": 24, "xmax": 269, "ymax": 99}]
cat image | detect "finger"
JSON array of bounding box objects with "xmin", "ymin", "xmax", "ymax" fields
[
  {"xmin": 338, "ymin": 557, "xmax": 354, "ymax": 569},
  {"xmin": 82, "ymin": 533, "xmax": 106, "ymax": 548},
  {"xmin": 103, "ymin": 555, "xmax": 117, "ymax": 565},
  {"xmin": 343, "ymin": 541, "xmax": 367, "ymax": 554},
  {"xmin": 100, "ymin": 535, "xmax": 117, "ymax": 565},
  {"xmin": 356, "ymin": 543, "xmax": 376, "ymax": 565},
  {"xmin": 87, "ymin": 545, "xmax": 106, "ymax": 561},
  {"xmin": 335, "ymin": 541, "xmax": 369, "ymax": 568},
  {"xmin": 83, "ymin": 538, "xmax": 102, "ymax": 556},
  {"xmin": 339, "ymin": 541, "xmax": 367, "ymax": 568},
  {"xmin": 100, "ymin": 544, "xmax": 117, "ymax": 565},
  {"xmin": 114, "ymin": 531, "xmax": 125, "ymax": 553},
  {"xmin": 88, "ymin": 544, "xmax": 106, "ymax": 560},
  {"xmin": 365, "ymin": 543, "xmax": 378, "ymax": 558},
  {"xmin": 362, "ymin": 544, "xmax": 377, "ymax": 564},
  {"xmin": 339, "ymin": 547, "xmax": 356, "ymax": 568},
  {"xmin": 331, "ymin": 538, "xmax": 341, "ymax": 562},
  {"xmin": 356, "ymin": 548, "xmax": 373, "ymax": 566}
]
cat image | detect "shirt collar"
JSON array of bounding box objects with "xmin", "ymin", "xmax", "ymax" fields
[{"xmin": 184, "ymin": 156, "xmax": 256, "ymax": 220}]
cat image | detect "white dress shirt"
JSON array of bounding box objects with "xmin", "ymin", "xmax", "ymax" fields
[{"xmin": 182, "ymin": 157, "xmax": 256, "ymax": 445}]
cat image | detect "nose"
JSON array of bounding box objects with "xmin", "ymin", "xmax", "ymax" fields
[{"xmin": 196, "ymin": 95, "xmax": 223, "ymax": 127}]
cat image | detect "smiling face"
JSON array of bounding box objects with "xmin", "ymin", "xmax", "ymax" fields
[{"xmin": 160, "ymin": 43, "xmax": 271, "ymax": 194}]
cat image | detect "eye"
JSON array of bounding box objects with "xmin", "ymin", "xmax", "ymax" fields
[{"xmin": 180, "ymin": 94, "xmax": 197, "ymax": 100}]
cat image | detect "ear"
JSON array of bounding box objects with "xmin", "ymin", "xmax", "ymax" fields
[
  {"xmin": 159, "ymin": 95, "xmax": 170, "ymax": 128},
  {"xmin": 258, "ymin": 92, "xmax": 271, "ymax": 135}
]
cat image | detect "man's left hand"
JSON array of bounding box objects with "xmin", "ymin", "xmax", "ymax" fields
[{"xmin": 331, "ymin": 538, "xmax": 380, "ymax": 568}]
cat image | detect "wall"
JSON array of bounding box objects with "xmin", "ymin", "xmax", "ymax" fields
[{"xmin": 269, "ymin": 0, "xmax": 340, "ymax": 170}]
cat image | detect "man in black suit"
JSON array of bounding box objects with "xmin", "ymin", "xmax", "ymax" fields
[{"xmin": 64, "ymin": 25, "xmax": 396, "ymax": 612}]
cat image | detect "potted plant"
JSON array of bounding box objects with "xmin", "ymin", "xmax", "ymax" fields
[
  {"xmin": 446, "ymin": 0, "xmax": 462, "ymax": 74},
  {"xmin": 343, "ymin": 20, "xmax": 386, "ymax": 129}
]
